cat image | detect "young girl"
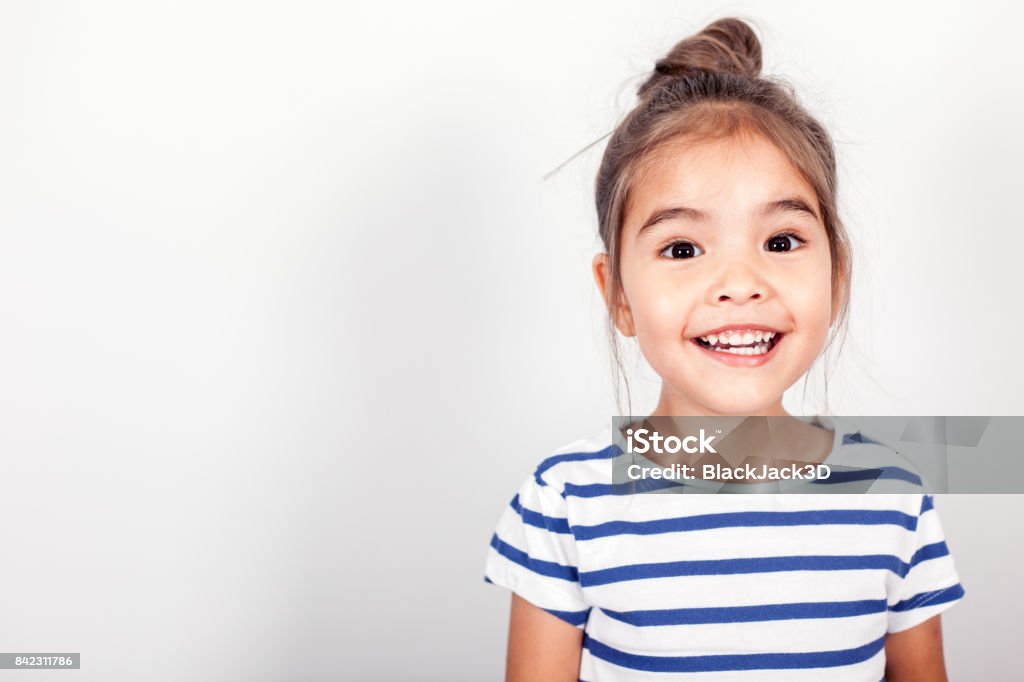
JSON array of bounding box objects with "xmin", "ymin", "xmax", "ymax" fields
[{"xmin": 483, "ymin": 17, "xmax": 964, "ymax": 682}]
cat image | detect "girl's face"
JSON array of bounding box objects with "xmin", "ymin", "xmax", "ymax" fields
[{"xmin": 594, "ymin": 132, "xmax": 835, "ymax": 416}]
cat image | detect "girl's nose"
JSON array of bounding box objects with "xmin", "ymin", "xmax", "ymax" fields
[
  {"xmin": 713, "ymin": 262, "xmax": 767, "ymax": 303},
  {"xmin": 717, "ymin": 289, "xmax": 762, "ymax": 302}
]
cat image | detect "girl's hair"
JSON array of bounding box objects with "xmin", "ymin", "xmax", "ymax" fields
[{"xmin": 595, "ymin": 16, "xmax": 853, "ymax": 416}]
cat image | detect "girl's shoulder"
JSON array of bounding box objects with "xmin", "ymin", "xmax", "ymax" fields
[{"xmin": 525, "ymin": 423, "xmax": 618, "ymax": 497}]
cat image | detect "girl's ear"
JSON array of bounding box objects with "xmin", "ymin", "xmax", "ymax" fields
[{"xmin": 592, "ymin": 253, "xmax": 636, "ymax": 337}]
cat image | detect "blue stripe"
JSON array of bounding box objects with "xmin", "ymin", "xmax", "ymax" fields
[
  {"xmin": 563, "ymin": 482, "xmax": 613, "ymax": 498},
  {"xmin": 582, "ymin": 555, "xmax": 899, "ymax": 587},
  {"xmin": 563, "ymin": 479, "xmax": 681, "ymax": 498},
  {"xmin": 843, "ymin": 432, "xmax": 885, "ymax": 446},
  {"xmin": 489, "ymin": 533, "xmax": 578, "ymax": 582},
  {"xmin": 579, "ymin": 541, "xmax": 949, "ymax": 587},
  {"xmin": 890, "ymin": 583, "xmax": 965, "ymax": 612},
  {"xmin": 583, "ymin": 633, "xmax": 885, "ymax": 672},
  {"xmin": 572, "ymin": 509, "xmax": 917, "ymax": 540},
  {"xmin": 534, "ymin": 445, "xmax": 620, "ymax": 486},
  {"xmin": 561, "ymin": 471, "xmax": 921, "ymax": 497},
  {"xmin": 813, "ymin": 466, "xmax": 922, "ymax": 486},
  {"xmin": 510, "ymin": 494, "xmax": 571, "ymax": 534},
  {"xmin": 544, "ymin": 607, "xmax": 590, "ymax": 626},
  {"xmin": 921, "ymin": 494, "xmax": 934, "ymax": 513},
  {"xmin": 909, "ymin": 540, "xmax": 949, "ymax": 568},
  {"xmin": 600, "ymin": 599, "xmax": 887, "ymax": 626}
]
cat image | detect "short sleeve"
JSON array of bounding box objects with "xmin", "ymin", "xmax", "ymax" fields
[
  {"xmin": 484, "ymin": 473, "xmax": 590, "ymax": 629},
  {"xmin": 887, "ymin": 494, "xmax": 966, "ymax": 633}
]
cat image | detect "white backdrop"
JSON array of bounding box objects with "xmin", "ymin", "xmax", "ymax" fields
[{"xmin": 0, "ymin": 1, "xmax": 1021, "ymax": 680}]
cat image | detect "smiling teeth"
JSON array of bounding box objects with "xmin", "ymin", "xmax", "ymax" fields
[
  {"xmin": 714, "ymin": 344, "xmax": 770, "ymax": 355},
  {"xmin": 700, "ymin": 330, "xmax": 777, "ymax": 346}
]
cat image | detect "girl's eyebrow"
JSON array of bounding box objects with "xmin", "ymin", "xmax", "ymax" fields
[{"xmin": 636, "ymin": 196, "xmax": 820, "ymax": 237}]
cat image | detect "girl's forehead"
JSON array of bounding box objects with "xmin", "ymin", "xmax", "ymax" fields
[{"xmin": 634, "ymin": 134, "xmax": 814, "ymax": 206}]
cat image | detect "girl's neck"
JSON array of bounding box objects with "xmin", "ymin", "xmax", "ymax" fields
[
  {"xmin": 649, "ymin": 389, "xmax": 789, "ymax": 418},
  {"xmin": 635, "ymin": 390, "xmax": 834, "ymax": 472}
]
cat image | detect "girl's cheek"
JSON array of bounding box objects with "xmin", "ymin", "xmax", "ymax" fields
[
  {"xmin": 790, "ymin": 276, "xmax": 834, "ymax": 339},
  {"xmin": 645, "ymin": 295, "xmax": 701, "ymax": 350}
]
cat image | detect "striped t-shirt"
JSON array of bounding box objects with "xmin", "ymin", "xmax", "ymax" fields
[{"xmin": 484, "ymin": 417, "xmax": 965, "ymax": 681}]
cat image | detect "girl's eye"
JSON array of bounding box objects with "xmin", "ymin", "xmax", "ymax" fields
[
  {"xmin": 660, "ymin": 241, "xmax": 704, "ymax": 259},
  {"xmin": 764, "ymin": 232, "xmax": 806, "ymax": 253}
]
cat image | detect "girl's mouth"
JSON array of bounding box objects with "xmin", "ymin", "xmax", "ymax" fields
[{"xmin": 690, "ymin": 331, "xmax": 784, "ymax": 367}]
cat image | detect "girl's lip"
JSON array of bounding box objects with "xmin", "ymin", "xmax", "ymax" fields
[
  {"xmin": 695, "ymin": 324, "xmax": 784, "ymax": 337},
  {"xmin": 690, "ymin": 333, "xmax": 784, "ymax": 367}
]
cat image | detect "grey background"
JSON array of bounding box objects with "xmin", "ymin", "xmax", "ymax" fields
[{"xmin": 0, "ymin": 0, "xmax": 1021, "ymax": 680}]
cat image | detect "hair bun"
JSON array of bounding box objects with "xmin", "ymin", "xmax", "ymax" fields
[{"xmin": 637, "ymin": 17, "xmax": 762, "ymax": 99}]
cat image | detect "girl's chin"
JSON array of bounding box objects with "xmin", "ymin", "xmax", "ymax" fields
[
  {"xmin": 659, "ymin": 383, "xmax": 784, "ymax": 416},
  {"xmin": 704, "ymin": 399, "xmax": 781, "ymax": 416}
]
